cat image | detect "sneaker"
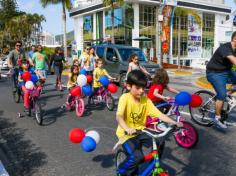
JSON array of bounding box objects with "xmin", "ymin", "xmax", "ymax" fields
[
  {"xmin": 213, "ymin": 118, "xmax": 227, "ymax": 129},
  {"xmin": 65, "ymin": 102, "xmax": 71, "ymax": 110}
]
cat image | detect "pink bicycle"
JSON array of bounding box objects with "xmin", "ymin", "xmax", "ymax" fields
[{"xmin": 65, "ymin": 86, "xmax": 85, "ymax": 117}]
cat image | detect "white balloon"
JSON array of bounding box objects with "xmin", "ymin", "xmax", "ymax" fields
[
  {"xmin": 25, "ymin": 81, "xmax": 34, "ymax": 90},
  {"xmin": 77, "ymin": 75, "xmax": 87, "ymax": 87},
  {"xmin": 86, "ymin": 130, "xmax": 100, "ymax": 144}
]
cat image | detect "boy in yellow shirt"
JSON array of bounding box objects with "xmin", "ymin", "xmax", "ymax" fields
[
  {"xmin": 89, "ymin": 58, "xmax": 115, "ymax": 99},
  {"xmin": 116, "ymin": 70, "xmax": 182, "ymax": 176}
]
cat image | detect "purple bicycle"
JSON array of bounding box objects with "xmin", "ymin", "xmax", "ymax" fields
[
  {"xmin": 88, "ymin": 86, "xmax": 115, "ymax": 111},
  {"xmin": 149, "ymin": 99, "xmax": 198, "ymax": 149}
]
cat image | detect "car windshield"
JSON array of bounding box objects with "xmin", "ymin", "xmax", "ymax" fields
[{"xmin": 118, "ymin": 48, "xmax": 147, "ymax": 62}]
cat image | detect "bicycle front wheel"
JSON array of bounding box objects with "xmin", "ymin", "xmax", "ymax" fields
[
  {"xmin": 115, "ymin": 149, "xmax": 127, "ymax": 169},
  {"xmin": 174, "ymin": 121, "xmax": 198, "ymax": 149},
  {"xmin": 35, "ymin": 100, "xmax": 43, "ymax": 125},
  {"xmin": 75, "ymin": 98, "xmax": 84, "ymax": 117},
  {"xmin": 105, "ymin": 94, "xmax": 115, "ymax": 111},
  {"xmin": 189, "ymin": 90, "xmax": 215, "ymax": 127}
]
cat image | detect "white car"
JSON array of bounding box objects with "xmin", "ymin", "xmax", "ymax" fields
[
  {"xmin": 191, "ymin": 60, "xmax": 208, "ymax": 70},
  {"xmin": 0, "ymin": 56, "xmax": 8, "ymax": 70}
]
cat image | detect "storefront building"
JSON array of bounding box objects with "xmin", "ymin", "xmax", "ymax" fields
[{"xmin": 70, "ymin": 0, "xmax": 232, "ymax": 66}]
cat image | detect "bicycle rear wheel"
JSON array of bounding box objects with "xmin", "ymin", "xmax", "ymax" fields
[
  {"xmin": 13, "ymin": 88, "xmax": 21, "ymax": 103},
  {"xmin": 189, "ymin": 90, "xmax": 215, "ymax": 127},
  {"xmin": 106, "ymin": 94, "xmax": 115, "ymax": 111},
  {"xmin": 35, "ymin": 100, "xmax": 43, "ymax": 125},
  {"xmin": 75, "ymin": 98, "xmax": 84, "ymax": 117},
  {"xmin": 174, "ymin": 121, "xmax": 198, "ymax": 149}
]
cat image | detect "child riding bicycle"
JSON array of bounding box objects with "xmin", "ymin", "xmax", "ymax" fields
[
  {"xmin": 147, "ymin": 68, "xmax": 179, "ymax": 114},
  {"xmin": 116, "ymin": 70, "xmax": 182, "ymax": 176},
  {"xmin": 66, "ymin": 65, "xmax": 80, "ymax": 110},
  {"xmin": 18, "ymin": 59, "xmax": 42, "ymax": 113},
  {"xmin": 89, "ymin": 58, "xmax": 115, "ymax": 100}
]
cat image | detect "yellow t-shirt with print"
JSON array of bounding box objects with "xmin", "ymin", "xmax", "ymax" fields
[
  {"xmin": 67, "ymin": 73, "xmax": 78, "ymax": 89},
  {"xmin": 116, "ymin": 93, "xmax": 162, "ymax": 143},
  {"xmin": 93, "ymin": 67, "xmax": 109, "ymax": 88}
]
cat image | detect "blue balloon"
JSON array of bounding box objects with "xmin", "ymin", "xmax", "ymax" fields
[
  {"xmin": 81, "ymin": 136, "xmax": 96, "ymax": 152},
  {"xmin": 175, "ymin": 91, "xmax": 191, "ymax": 106},
  {"xmin": 99, "ymin": 76, "xmax": 110, "ymax": 87},
  {"xmin": 82, "ymin": 85, "xmax": 92, "ymax": 96},
  {"xmin": 80, "ymin": 69, "xmax": 87, "ymax": 75},
  {"xmin": 31, "ymin": 74, "xmax": 38, "ymax": 84}
]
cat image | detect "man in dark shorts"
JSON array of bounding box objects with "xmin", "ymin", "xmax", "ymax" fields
[
  {"xmin": 7, "ymin": 41, "xmax": 27, "ymax": 91},
  {"xmin": 206, "ymin": 31, "xmax": 236, "ymax": 128}
]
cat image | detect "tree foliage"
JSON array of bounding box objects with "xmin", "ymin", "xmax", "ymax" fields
[{"xmin": 0, "ymin": 0, "xmax": 45, "ymax": 50}]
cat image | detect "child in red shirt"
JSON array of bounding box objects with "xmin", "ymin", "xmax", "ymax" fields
[{"xmin": 147, "ymin": 68, "xmax": 179, "ymax": 113}]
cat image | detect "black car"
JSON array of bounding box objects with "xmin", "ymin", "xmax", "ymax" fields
[{"xmin": 93, "ymin": 43, "xmax": 160, "ymax": 86}]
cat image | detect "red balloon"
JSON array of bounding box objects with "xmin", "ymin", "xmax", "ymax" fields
[
  {"xmin": 70, "ymin": 86, "xmax": 81, "ymax": 97},
  {"xmin": 68, "ymin": 128, "xmax": 85, "ymax": 144},
  {"xmin": 86, "ymin": 75, "xmax": 93, "ymax": 83},
  {"xmin": 22, "ymin": 71, "xmax": 32, "ymax": 81},
  {"xmin": 107, "ymin": 83, "xmax": 118, "ymax": 94},
  {"xmin": 189, "ymin": 94, "xmax": 203, "ymax": 108}
]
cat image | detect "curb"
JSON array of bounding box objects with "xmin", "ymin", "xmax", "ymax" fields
[
  {"xmin": 174, "ymin": 71, "xmax": 193, "ymax": 75},
  {"xmin": 195, "ymin": 79, "xmax": 213, "ymax": 90}
]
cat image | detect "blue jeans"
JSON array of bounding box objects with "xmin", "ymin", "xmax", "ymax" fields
[
  {"xmin": 206, "ymin": 71, "xmax": 236, "ymax": 101},
  {"xmin": 11, "ymin": 68, "xmax": 19, "ymax": 90},
  {"xmin": 117, "ymin": 134, "xmax": 152, "ymax": 176}
]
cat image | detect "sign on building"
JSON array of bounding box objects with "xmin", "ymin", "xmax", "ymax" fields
[{"xmin": 188, "ymin": 15, "xmax": 202, "ymax": 58}]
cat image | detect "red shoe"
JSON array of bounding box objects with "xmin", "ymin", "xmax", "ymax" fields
[{"xmin": 65, "ymin": 102, "xmax": 71, "ymax": 110}]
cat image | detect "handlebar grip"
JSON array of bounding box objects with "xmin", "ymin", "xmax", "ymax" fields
[{"xmin": 124, "ymin": 130, "xmax": 142, "ymax": 135}]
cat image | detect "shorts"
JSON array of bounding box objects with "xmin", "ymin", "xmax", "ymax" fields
[
  {"xmin": 206, "ymin": 71, "xmax": 236, "ymax": 101},
  {"xmin": 37, "ymin": 70, "xmax": 47, "ymax": 79}
]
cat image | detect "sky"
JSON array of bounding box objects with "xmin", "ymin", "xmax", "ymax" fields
[{"xmin": 16, "ymin": 0, "xmax": 236, "ymax": 36}]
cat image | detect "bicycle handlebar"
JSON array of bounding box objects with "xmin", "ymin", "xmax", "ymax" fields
[{"xmin": 125, "ymin": 124, "xmax": 176, "ymax": 139}]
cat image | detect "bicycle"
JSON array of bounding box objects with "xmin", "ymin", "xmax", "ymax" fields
[
  {"xmin": 189, "ymin": 88, "xmax": 236, "ymax": 127},
  {"xmin": 88, "ymin": 86, "xmax": 115, "ymax": 111},
  {"xmin": 115, "ymin": 125, "xmax": 177, "ymax": 176},
  {"xmin": 65, "ymin": 86, "xmax": 85, "ymax": 117},
  {"xmin": 154, "ymin": 99, "xmax": 198, "ymax": 148},
  {"xmin": 18, "ymin": 85, "xmax": 43, "ymax": 125}
]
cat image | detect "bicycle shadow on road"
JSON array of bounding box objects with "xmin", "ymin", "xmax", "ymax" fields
[
  {"xmin": 92, "ymin": 152, "xmax": 115, "ymax": 168},
  {"xmin": 0, "ymin": 110, "xmax": 47, "ymax": 176},
  {"xmin": 41, "ymin": 106, "xmax": 68, "ymax": 126},
  {"xmin": 167, "ymin": 127, "xmax": 235, "ymax": 176}
]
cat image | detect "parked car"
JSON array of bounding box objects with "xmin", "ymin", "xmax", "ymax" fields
[
  {"xmin": 190, "ymin": 60, "xmax": 208, "ymax": 70},
  {"xmin": 93, "ymin": 43, "xmax": 160, "ymax": 86},
  {"xmin": 0, "ymin": 56, "xmax": 8, "ymax": 70}
]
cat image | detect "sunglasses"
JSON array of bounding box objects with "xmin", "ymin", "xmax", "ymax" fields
[{"xmin": 16, "ymin": 45, "xmax": 21, "ymax": 47}]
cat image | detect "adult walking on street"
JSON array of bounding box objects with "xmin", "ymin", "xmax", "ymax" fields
[
  {"xmin": 50, "ymin": 47, "xmax": 65, "ymax": 91},
  {"xmin": 7, "ymin": 41, "xmax": 27, "ymax": 92},
  {"xmin": 206, "ymin": 31, "xmax": 236, "ymax": 129},
  {"xmin": 28, "ymin": 45, "xmax": 37, "ymax": 65},
  {"xmin": 79, "ymin": 46, "xmax": 90, "ymax": 73}
]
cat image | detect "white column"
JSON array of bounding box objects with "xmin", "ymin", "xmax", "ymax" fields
[
  {"xmin": 132, "ymin": 3, "xmax": 139, "ymax": 48},
  {"xmin": 103, "ymin": 10, "xmax": 106, "ymax": 39},
  {"xmin": 214, "ymin": 14, "xmax": 220, "ymax": 52},
  {"xmin": 74, "ymin": 16, "xmax": 84, "ymax": 52},
  {"xmin": 93, "ymin": 13, "xmax": 97, "ymax": 44}
]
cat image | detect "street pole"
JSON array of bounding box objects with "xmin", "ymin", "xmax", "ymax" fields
[{"xmin": 156, "ymin": 3, "xmax": 164, "ymax": 67}]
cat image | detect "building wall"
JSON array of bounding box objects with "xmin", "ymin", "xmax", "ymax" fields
[{"xmin": 71, "ymin": 0, "xmax": 232, "ymax": 65}]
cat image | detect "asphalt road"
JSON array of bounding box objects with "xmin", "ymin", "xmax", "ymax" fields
[{"xmin": 0, "ymin": 73, "xmax": 236, "ymax": 176}]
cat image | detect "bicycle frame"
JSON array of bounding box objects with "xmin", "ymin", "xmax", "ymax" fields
[
  {"xmin": 156, "ymin": 100, "xmax": 183, "ymax": 122},
  {"xmin": 137, "ymin": 138, "xmax": 165, "ymax": 176}
]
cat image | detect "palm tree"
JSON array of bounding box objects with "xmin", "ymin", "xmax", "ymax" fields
[
  {"xmin": 174, "ymin": 7, "xmax": 201, "ymax": 69},
  {"xmin": 103, "ymin": 0, "xmax": 124, "ymax": 44},
  {"xmin": 40, "ymin": 0, "xmax": 71, "ymax": 59}
]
